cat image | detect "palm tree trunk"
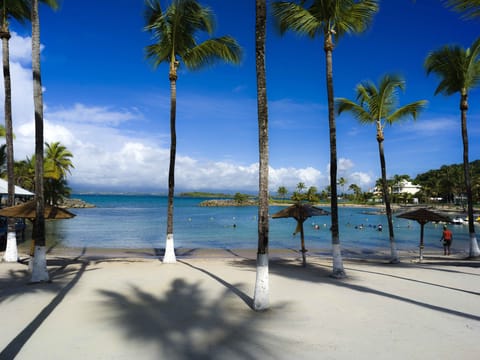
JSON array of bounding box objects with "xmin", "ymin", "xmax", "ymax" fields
[
  {"xmin": 253, "ymin": 0, "xmax": 269, "ymax": 311},
  {"xmin": 324, "ymin": 33, "xmax": 344, "ymax": 278},
  {"xmin": 460, "ymin": 93, "xmax": 480, "ymax": 257},
  {"xmin": 163, "ymin": 62, "xmax": 178, "ymax": 264},
  {"xmin": 1, "ymin": 26, "xmax": 17, "ymax": 262},
  {"xmin": 378, "ymin": 138, "xmax": 399, "ymax": 262},
  {"xmin": 30, "ymin": 0, "xmax": 49, "ymax": 282}
]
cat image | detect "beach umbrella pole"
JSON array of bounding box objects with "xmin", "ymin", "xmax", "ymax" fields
[
  {"xmin": 300, "ymin": 220, "xmax": 306, "ymax": 267},
  {"xmin": 419, "ymin": 223, "xmax": 425, "ymax": 261}
]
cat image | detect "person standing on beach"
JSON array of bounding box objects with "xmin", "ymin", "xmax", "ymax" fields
[{"xmin": 441, "ymin": 225, "xmax": 453, "ymax": 255}]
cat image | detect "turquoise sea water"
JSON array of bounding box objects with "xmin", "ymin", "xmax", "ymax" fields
[{"xmin": 40, "ymin": 194, "xmax": 477, "ymax": 254}]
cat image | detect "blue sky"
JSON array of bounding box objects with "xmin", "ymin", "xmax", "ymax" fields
[{"xmin": 3, "ymin": 0, "xmax": 480, "ymax": 194}]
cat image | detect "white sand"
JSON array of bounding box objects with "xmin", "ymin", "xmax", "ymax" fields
[{"xmin": 1, "ymin": 250, "xmax": 479, "ymax": 359}]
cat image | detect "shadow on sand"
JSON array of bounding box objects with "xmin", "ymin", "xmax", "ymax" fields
[
  {"xmin": 0, "ymin": 257, "xmax": 91, "ymax": 359},
  {"xmin": 98, "ymin": 278, "xmax": 282, "ymax": 360},
  {"xmin": 229, "ymin": 256, "xmax": 480, "ymax": 322}
]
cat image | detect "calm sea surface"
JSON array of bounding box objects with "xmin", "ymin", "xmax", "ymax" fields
[{"xmin": 36, "ymin": 194, "xmax": 477, "ymax": 254}]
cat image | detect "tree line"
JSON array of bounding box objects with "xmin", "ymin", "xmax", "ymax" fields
[
  {"xmin": 0, "ymin": 139, "xmax": 74, "ymax": 205},
  {"xmin": 275, "ymin": 160, "xmax": 480, "ymax": 205}
]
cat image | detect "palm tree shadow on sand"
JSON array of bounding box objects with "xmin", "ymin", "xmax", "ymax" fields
[
  {"xmin": 229, "ymin": 257, "xmax": 480, "ymax": 321},
  {"xmin": 98, "ymin": 279, "xmax": 284, "ymax": 359}
]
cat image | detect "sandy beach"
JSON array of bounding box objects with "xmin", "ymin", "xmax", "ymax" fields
[{"xmin": 1, "ymin": 249, "xmax": 479, "ymax": 359}]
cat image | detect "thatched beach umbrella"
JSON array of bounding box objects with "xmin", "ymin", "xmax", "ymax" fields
[
  {"xmin": 272, "ymin": 203, "xmax": 329, "ymax": 266},
  {"xmin": 0, "ymin": 200, "xmax": 76, "ymax": 256},
  {"xmin": 0, "ymin": 200, "xmax": 76, "ymax": 220},
  {"xmin": 397, "ymin": 208, "xmax": 451, "ymax": 261}
]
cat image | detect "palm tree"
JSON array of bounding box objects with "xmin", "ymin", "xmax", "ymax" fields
[
  {"xmin": 338, "ymin": 177, "xmax": 347, "ymax": 197},
  {"xmin": 30, "ymin": 0, "xmax": 58, "ymax": 283},
  {"xmin": 253, "ymin": 0, "xmax": 270, "ymax": 311},
  {"xmin": 144, "ymin": 0, "xmax": 242, "ymax": 264},
  {"xmin": 306, "ymin": 186, "xmax": 319, "ymax": 203},
  {"xmin": 277, "ymin": 186, "xmax": 288, "ymax": 201},
  {"xmin": 425, "ymin": 37, "xmax": 480, "ymax": 257},
  {"xmin": 336, "ymin": 74, "xmax": 427, "ymax": 262},
  {"xmin": 44, "ymin": 141, "xmax": 74, "ymax": 181},
  {"xmin": 272, "ymin": 0, "xmax": 379, "ymax": 277},
  {"xmin": 296, "ymin": 182, "xmax": 306, "ymax": 195},
  {"xmin": 44, "ymin": 142, "xmax": 74, "ymax": 205},
  {"xmin": 1, "ymin": 0, "xmax": 29, "ymax": 262},
  {"xmin": 444, "ymin": 0, "xmax": 480, "ymax": 19},
  {"xmin": 14, "ymin": 157, "xmax": 34, "ymax": 191},
  {"xmin": 348, "ymin": 183, "xmax": 362, "ymax": 202}
]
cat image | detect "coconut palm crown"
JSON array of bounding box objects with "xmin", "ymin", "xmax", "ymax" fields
[{"xmin": 145, "ymin": 0, "xmax": 242, "ymax": 73}]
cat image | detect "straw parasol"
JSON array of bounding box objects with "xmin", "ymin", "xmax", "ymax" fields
[
  {"xmin": 397, "ymin": 208, "xmax": 451, "ymax": 261},
  {"xmin": 0, "ymin": 200, "xmax": 76, "ymax": 220},
  {"xmin": 272, "ymin": 203, "xmax": 329, "ymax": 266}
]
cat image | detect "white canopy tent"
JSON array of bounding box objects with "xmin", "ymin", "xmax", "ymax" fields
[{"xmin": 0, "ymin": 178, "xmax": 34, "ymax": 197}]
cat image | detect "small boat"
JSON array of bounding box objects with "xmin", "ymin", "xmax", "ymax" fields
[{"xmin": 451, "ymin": 217, "xmax": 466, "ymax": 225}]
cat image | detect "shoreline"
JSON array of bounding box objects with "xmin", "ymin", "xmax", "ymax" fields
[{"xmin": 11, "ymin": 245, "xmax": 478, "ymax": 264}]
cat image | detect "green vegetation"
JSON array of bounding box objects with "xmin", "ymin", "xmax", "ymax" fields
[
  {"xmin": 0, "ymin": 141, "xmax": 74, "ymax": 206},
  {"xmin": 414, "ymin": 160, "xmax": 480, "ymax": 205}
]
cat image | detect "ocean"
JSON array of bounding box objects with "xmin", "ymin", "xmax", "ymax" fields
[{"xmin": 36, "ymin": 194, "xmax": 476, "ymax": 254}]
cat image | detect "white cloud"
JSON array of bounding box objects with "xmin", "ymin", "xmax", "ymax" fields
[
  {"xmin": 398, "ymin": 117, "xmax": 457, "ymax": 134},
  {"xmin": 338, "ymin": 158, "xmax": 354, "ymax": 173},
  {"xmin": 349, "ymin": 172, "xmax": 373, "ymax": 189},
  {"xmin": 0, "ymin": 33, "xmax": 378, "ymax": 194},
  {"xmin": 47, "ymin": 103, "xmax": 143, "ymax": 126},
  {"xmin": 10, "ymin": 32, "xmax": 33, "ymax": 63}
]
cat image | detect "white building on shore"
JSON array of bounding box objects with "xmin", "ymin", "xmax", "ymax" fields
[{"xmin": 392, "ymin": 180, "xmax": 422, "ymax": 195}]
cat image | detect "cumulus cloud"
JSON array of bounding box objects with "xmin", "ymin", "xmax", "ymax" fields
[
  {"xmin": 9, "ymin": 32, "xmax": 34, "ymax": 63},
  {"xmin": 47, "ymin": 103, "xmax": 143, "ymax": 126},
  {"xmin": 399, "ymin": 117, "xmax": 458, "ymax": 133},
  {"xmin": 0, "ymin": 33, "xmax": 376, "ymax": 193}
]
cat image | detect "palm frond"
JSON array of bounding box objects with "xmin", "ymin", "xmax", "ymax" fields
[
  {"xmin": 465, "ymin": 36, "xmax": 480, "ymax": 89},
  {"xmin": 333, "ymin": 0, "xmax": 379, "ymax": 38},
  {"xmin": 40, "ymin": 0, "xmax": 59, "ymax": 11},
  {"xmin": 271, "ymin": 1, "xmax": 323, "ymax": 37},
  {"xmin": 144, "ymin": 0, "xmax": 163, "ymax": 31},
  {"xmin": 183, "ymin": 36, "xmax": 242, "ymax": 69},
  {"xmin": 444, "ymin": 0, "xmax": 480, "ymax": 19},
  {"xmin": 0, "ymin": 0, "xmax": 30, "ymax": 25},
  {"xmin": 385, "ymin": 100, "xmax": 428, "ymax": 125},
  {"xmin": 336, "ymin": 97, "xmax": 374, "ymax": 124}
]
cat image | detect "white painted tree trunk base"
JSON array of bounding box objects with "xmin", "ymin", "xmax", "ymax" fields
[
  {"xmin": 253, "ymin": 253, "xmax": 269, "ymax": 311},
  {"xmin": 389, "ymin": 241, "xmax": 400, "ymax": 263},
  {"xmin": 469, "ymin": 234, "xmax": 480, "ymax": 257},
  {"xmin": 163, "ymin": 233, "xmax": 176, "ymax": 263},
  {"xmin": 30, "ymin": 246, "xmax": 50, "ymax": 283},
  {"xmin": 331, "ymin": 244, "xmax": 346, "ymax": 278},
  {"xmin": 2, "ymin": 232, "xmax": 18, "ymax": 262}
]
